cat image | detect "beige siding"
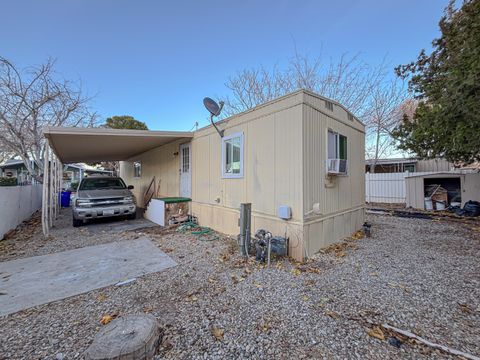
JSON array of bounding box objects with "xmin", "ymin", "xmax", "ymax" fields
[
  {"xmin": 120, "ymin": 139, "xmax": 186, "ymax": 207},
  {"xmin": 416, "ymin": 158, "xmax": 453, "ymax": 172},
  {"xmin": 190, "ymin": 94, "xmax": 305, "ymax": 260},
  {"xmin": 301, "ymin": 92, "xmax": 365, "ymax": 256}
]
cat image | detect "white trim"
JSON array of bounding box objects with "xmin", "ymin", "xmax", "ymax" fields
[
  {"xmin": 221, "ymin": 132, "xmax": 244, "ymax": 179},
  {"xmin": 326, "ymin": 129, "xmax": 349, "ymax": 176},
  {"xmin": 179, "ymin": 142, "xmax": 192, "ymax": 197}
]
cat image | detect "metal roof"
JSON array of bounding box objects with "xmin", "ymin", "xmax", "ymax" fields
[{"xmin": 43, "ymin": 127, "xmax": 194, "ymax": 163}]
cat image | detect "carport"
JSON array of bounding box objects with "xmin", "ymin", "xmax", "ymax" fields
[{"xmin": 41, "ymin": 126, "xmax": 193, "ymax": 236}]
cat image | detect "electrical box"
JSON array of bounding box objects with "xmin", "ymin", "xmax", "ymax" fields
[{"xmin": 278, "ymin": 205, "xmax": 292, "ymax": 220}]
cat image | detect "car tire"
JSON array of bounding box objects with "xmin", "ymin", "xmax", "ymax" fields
[
  {"xmin": 127, "ymin": 213, "xmax": 136, "ymax": 220},
  {"xmin": 73, "ymin": 216, "xmax": 83, "ymax": 227}
]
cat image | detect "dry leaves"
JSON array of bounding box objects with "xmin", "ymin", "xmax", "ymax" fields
[
  {"xmin": 218, "ymin": 253, "xmax": 230, "ymax": 263},
  {"xmin": 325, "ymin": 310, "xmax": 340, "ymax": 319},
  {"xmin": 211, "ymin": 326, "xmax": 224, "ymax": 340},
  {"xmin": 186, "ymin": 294, "xmax": 198, "ymax": 302},
  {"xmin": 291, "ymin": 268, "xmax": 302, "ymax": 276},
  {"xmin": 388, "ymin": 282, "xmax": 411, "ymax": 293},
  {"xmin": 458, "ymin": 302, "xmax": 473, "ymax": 314},
  {"xmin": 367, "ymin": 326, "xmax": 385, "ymax": 341},
  {"xmin": 100, "ymin": 311, "xmax": 119, "ymax": 325}
]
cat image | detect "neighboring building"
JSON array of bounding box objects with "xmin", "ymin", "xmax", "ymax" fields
[
  {"xmin": 44, "ymin": 89, "xmax": 366, "ymax": 260},
  {"xmin": 365, "ymin": 157, "xmax": 454, "ymax": 173},
  {"xmin": 0, "ymin": 159, "xmax": 112, "ymax": 187},
  {"xmin": 0, "ymin": 159, "xmax": 33, "ymax": 184}
]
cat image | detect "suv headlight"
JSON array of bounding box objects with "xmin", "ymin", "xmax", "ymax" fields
[
  {"xmin": 122, "ymin": 196, "xmax": 134, "ymax": 204},
  {"xmin": 76, "ymin": 199, "xmax": 93, "ymax": 207}
]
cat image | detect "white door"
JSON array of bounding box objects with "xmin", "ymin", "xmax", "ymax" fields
[{"xmin": 179, "ymin": 143, "xmax": 191, "ymax": 198}]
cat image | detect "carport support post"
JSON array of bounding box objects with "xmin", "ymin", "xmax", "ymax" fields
[
  {"xmin": 42, "ymin": 144, "xmax": 50, "ymax": 237},
  {"xmin": 49, "ymin": 146, "xmax": 54, "ymax": 228}
]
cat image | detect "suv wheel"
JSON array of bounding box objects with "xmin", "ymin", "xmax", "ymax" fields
[
  {"xmin": 73, "ymin": 216, "xmax": 83, "ymax": 227},
  {"xmin": 127, "ymin": 213, "xmax": 136, "ymax": 220}
]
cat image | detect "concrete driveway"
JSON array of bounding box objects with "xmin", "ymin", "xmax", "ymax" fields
[{"xmin": 0, "ymin": 237, "xmax": 176, "ymax": 316}]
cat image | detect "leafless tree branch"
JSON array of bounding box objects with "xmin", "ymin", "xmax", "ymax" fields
[{"xmin": 0, "ymin": 56, "xmax": 96, "ymax": 181}]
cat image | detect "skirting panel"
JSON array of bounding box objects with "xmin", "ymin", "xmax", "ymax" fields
[
  {"xmin": 303, "ymin": 207, "xmax": 365, "ymax": 257},
  {"xmin": 191, "ymin": 202, "xmax": 305, "ymax": 260}
]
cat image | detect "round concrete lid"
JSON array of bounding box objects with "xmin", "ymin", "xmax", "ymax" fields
[{"xmin": 85, "ymin": 314, "xmax": 161, "ymax": 360}]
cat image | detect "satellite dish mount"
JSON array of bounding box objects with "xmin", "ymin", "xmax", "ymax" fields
[{"xmin": 203, "ymin": 97, "xmax": 224, "ymax": 137}]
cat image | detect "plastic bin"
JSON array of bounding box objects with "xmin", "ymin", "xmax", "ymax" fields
[
  {"xmin": 61, "ymin": 191, "xmax": 71, "ymax": 208},
  {"xmin": 424, "ymin": 197, "xmax": 433, "ymax": 211}
]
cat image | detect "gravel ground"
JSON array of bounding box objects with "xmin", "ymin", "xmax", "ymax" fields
[{"xmin": 0, "ymin": 211, "xmax": 479, "ymax": 359}]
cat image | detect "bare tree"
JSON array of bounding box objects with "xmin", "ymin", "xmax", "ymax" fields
[
  {"xmin": 221, "ymin": 53, "xmax": 412, "ymax": 169},
  {"xmin": 364, "ymin": 79, "xmax": 410, "ymax": 172},
  {"xmin": 0, "ymin": 57, "xmax": 95, "ymax": 181},
  {"xmin": 222, "ymin": 53, "xmax": 388, "ymax": 119}
]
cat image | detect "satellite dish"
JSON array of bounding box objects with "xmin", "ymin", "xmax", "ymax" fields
[
  {"xmin": 203, "ymin": 97, "xmax": 224, "ymax": 137},
  {"xmin": 203, "ymin": 97, "xmax": 222, "ymax": 116}
]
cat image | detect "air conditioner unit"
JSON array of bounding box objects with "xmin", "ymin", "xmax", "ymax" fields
[{"xmin": 327, "ymin": 159, "xmax": 348, "ymax": 175}]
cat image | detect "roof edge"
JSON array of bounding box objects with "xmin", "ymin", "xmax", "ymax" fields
[{"xmin": 43, "ymin": 126, "xmax": 194, "ymax": 138}]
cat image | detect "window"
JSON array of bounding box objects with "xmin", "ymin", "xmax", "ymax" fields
[
  {"xmin": 133, "ymin": 161, "xmax": 141, "ymax": 178},
  {"xmin": 348, "ymin": 113, "xmax": 354, "ymax": 121},
  {"xmin": 222, "ymin": 132, "xmax": 244, "ymax": 178},
  {"xmin": 79, "ymin": 178, "xmax": 126, "ymax": 190},
  {"xmin": 404, "ymin": 164, "xmax": 415, "ymax": 172},
  {"xmin": 325, "ymin": 100, "xmax": 334, "ymax": 111},
  {"xmin": 328, "ymin": 130, "xmax": 347, "ymax": 160},
  {"xmin": 181, "ymin": 146, "xmax": 190, "ymax": 173}
]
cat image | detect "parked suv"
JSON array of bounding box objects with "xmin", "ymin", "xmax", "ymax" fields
[{"xmin": 72, "ymin": 176, "xmax": 136, "ymax": 227}]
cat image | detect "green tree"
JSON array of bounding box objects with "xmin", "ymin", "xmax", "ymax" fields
[
  {"xmin": 393, "ymin": 0, "xmax": 480, "ymax": 164},
  {"xmin": 104, "ymin": 115, "xmax": 148, "ymax": 130}
]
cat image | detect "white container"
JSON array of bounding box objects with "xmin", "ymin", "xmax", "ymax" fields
[
  {"xmin": 451, "ymin": 201, "xmax": 461, "ymax": 207},
  {"xmin": 277, "ymin": 205, "xmax": 292, "ymax": 220},
  {"xmin": 435, "ymin": 201, "xmax": 446, "ymax": 211},
  {"xmin": 424, "ymin": 197, "xmax": 433, "ymax": 211}
]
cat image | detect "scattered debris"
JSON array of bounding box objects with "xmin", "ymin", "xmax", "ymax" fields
[
  {"xmin": 381, "ymin": 323, "xmax": 480, "ymax": 360},
  {"xmin": 100, "ymin": 315, "xmax": 113, "ymax": 325},
  {"xmin": 387, "ymin": 336, "xmax": 402, "ymax": 348},
  {"xmin": 367, "ymin": 326, "xmax": 385, "ymax": 341},
  {"xmin": 115, "ymin": 278, "xmax": 136, "ymax": 287},
  {"xmin": 211, "ymin": 326, "xmax": 224, "ymax": 341},
  {"xmin": 325, "ymin": 310, "xmax": 340, "ymax": 319}
]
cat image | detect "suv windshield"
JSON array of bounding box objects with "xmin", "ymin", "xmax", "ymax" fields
[{"xmin": 79, "ymin": 178, "xmax": 126, "ymax": 190}]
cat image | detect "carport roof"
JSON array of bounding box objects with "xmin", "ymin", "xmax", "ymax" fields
[{"xmin": 44, "ymin": 126, "xmax": 194, "ymax": 163}]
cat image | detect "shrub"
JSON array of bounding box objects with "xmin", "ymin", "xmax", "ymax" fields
[{"xmin": 0, "ymin": 177, "xmax": 18, "ymax": 186}]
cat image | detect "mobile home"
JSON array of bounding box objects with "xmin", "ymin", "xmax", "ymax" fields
[{"xmin": 119, "ymin": 89, "xmax": 365, "ymax": 260}]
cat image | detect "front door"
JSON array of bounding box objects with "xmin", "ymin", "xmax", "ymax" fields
[{"xmin": 179, "ymin": 143, "xmax": 191, "ymax": 198}]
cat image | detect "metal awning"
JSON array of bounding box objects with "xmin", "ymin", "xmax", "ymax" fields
[
  {"xmin": 43, "ymin": 126, "xmax": 194, "ymax": 163},
  {"xmin": 41, "ymin": 126, "xmax": 194, "ymax": 237}
]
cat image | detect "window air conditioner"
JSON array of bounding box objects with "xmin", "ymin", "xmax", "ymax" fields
[{"xmin": 327, "ymin": 159, "xmax": 348, "ymax": 174}]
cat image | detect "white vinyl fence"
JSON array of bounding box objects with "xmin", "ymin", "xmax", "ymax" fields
[
  {"xmin": 365, "ymin": 172, "xmax": 408, "ymax": 203},
  {"xmin": 0, "ymin": 185, "xmax": 43, "ymax": 239}
]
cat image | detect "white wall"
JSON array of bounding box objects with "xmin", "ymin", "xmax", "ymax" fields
[{"xmin": 0, "ymin": 185, "xmax": 43, "ymax": 239}]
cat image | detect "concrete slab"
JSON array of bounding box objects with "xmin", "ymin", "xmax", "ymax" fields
[
  {"xmin": 85, "ymin": 217, "xmax": 159, "ymax": 234},
  {"xmin": 0, "ymin": 237, "xmax": 176, "ymax": 316}
]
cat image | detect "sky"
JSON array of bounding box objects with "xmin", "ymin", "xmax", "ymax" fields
[{"xmin": 1, "ymin": 0, "xmax": 450, "ymax": 131}]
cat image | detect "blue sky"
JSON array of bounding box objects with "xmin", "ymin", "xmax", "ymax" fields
[{"xmin": 1, "ymin": 0, "xmax": 448, "ymax": 130}]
